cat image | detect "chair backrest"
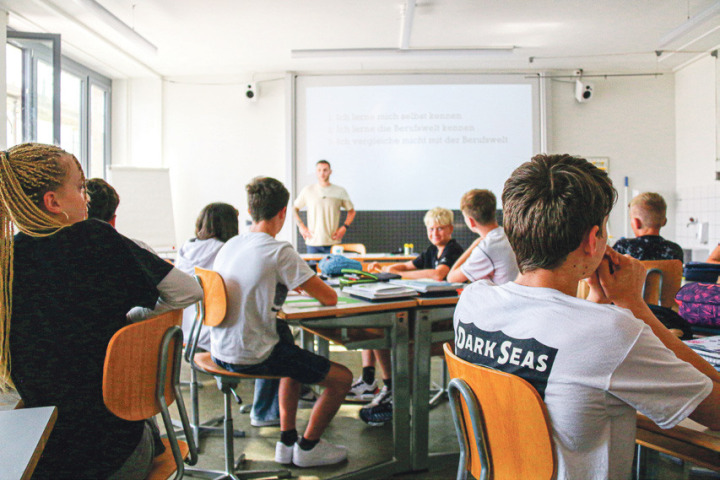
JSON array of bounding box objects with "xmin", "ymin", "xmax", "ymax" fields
[
  {"xmin": 338, "ymin": 243, "xmax": 367, "ymax": 255},
  {"xmin": 104, "ymin": 310, "xmax": 182, "ymax": 420},
  {"xmin": 443, "ymin": 343, "xmax": 556, "ymax": 480},
  {"xmin": 640, "ymin": 259, "xmax": 682, "ymax": 308},
  {"xmin": 194, "ymin": 267, "xmax": 228, "ymax": 327},
  {"xmin": 103, "ymin": 309, "xmax": 197, "ymax": 478}
]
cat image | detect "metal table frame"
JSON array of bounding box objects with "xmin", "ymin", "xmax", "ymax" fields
[{"xmin": 281, "ymin": 299, "xmax": 414, "ymax": 480}]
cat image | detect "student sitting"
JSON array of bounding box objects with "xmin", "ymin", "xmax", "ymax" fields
[
  {"xmin": 454, "ymin": 154, "xmax": 720, "ymax": 479},
  {"xmin": 211, "ymin": 176, "xmax": 352, "ymax": 467},
  {"xmin": 447, "ymin": 189, "xmax": 518, "ymax": 284},
  {"xmin": 357, "ymin": 208, "xmax": 464, "ymax": 425},
  {"xmin": 369, "ymin": 207, "xmax": 464, "ymax": 280},
  {"xmin": 85, "ymin": 177, "xmax": 155, "ymax": 252},
  {"xmin": 175, "ymin": 202, "xmax": 239, "ymax": 348},
  {"xmin": 1, "ymin": 144, "xmax": 202, "ymax": 480},
  {"xmin": 612, "ymin": 192, "xmax": 683, "ymax": 261}
]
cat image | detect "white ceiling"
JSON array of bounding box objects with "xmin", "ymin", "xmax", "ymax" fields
[{"xmin": 4, "ymin": 0, "xmax": 720, "ymax": 79}]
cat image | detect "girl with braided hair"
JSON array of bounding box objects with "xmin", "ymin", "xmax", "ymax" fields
[{"xmin": 0, "ymin": 143, "xmax": 202, "ymax": 479}]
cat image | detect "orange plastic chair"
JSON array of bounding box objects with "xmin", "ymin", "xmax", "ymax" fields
[
  {"xmin": 185, "ymin": 267, "xmax": 289, "ymax": 480},
  {"xmin": 103, "ymin": 309, "xmax": 197, "ymax": 480},
  {"xmin": 444, "ymin": 343, "xmax": 557, "ymax": 480},
  {"xmin": 337, "ymin": 243, "xmax": 367, "ymax": 254},
  {"xmin": 640, "ymin": 259, "xmax": 683, "ymax": 309}
]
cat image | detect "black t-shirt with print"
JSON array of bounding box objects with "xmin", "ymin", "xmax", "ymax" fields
[
  {"xmin": 10, "ymin": 219, "xmax": 172, "ymax": 479},
  {"xmin": 612, "ymin": 235, "xmax": 684, "ymax": 262},
  {"xmin": 412, "ymin": 238, "xmax": 465, "ymax": 271}
]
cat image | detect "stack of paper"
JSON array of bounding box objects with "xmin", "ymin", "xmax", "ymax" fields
[
  {"xmin": 684, "ymin": 336, "xmax": 720, "ymax": 366},
  {"xmin": 343, "ymin": 282, "xmax": 418, "ymax": 301},
  {"xmin": 389, "ymin": 279, "xmax": 462, "ymax": 294}
]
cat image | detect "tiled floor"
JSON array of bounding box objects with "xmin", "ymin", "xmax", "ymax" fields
[{"xmin": 1, "ymin": 348, "xmax": 716, "ymax": 479}]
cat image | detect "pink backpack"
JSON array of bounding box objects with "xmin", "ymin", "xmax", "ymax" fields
[{"xmin": 676, "ymin": 282, "xmax": 720, "ymax": 327}]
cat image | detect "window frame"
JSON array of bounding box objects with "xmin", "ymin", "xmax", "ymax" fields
[{"xmin": 7, "ymin": 30, "xmax": 112, "ymax": 177}]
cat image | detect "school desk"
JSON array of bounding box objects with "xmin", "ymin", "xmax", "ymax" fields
[
  {"xmin": 0, "ymin": 406, "xmax": 57, "ymax": 480},
  {"xmin": 410, "ymin": 295, "xmax": 458, "ymax": 471},
  {"xmin": 279, "ymin": 293, "xmax": 416, "ymax": 479},
  {"xmin": 636, "ymin": 413, "xmax": 720, "ymax": 476},
  {"xmin": 280, "ymin": 292, "xmax": 462, "ymax": 477}
]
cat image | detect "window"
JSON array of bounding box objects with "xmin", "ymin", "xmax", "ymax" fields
[{"xmin": 7, "ymin": 30, "xmax": 112, "ymax": 178}]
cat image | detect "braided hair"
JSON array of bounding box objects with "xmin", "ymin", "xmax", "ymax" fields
[{"xmin": 0, "ymin": 143, "xmax": 82, "ymax": 390}]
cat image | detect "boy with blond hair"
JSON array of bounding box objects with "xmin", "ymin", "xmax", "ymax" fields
[
  {"xmin": 613, "ymin": 192, "xmax": 683, "ymax": 261},
  {"xmin": 370, "ymin": 207, "xmax": 464, "ymax": 280},
  {"xmin": 455, "ymin": 155, "xmax": 720, "ymax": 479},
  {"xmin": 356, "ymin": 208, "xmax": 464, "ymax": 425},
  {"xmin": 447, "ymin": 189, "xmax": 518, "ymax": 284}
]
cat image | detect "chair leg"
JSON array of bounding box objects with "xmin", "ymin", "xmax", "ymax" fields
[
  {"xmin": 429, "ymin": 358, "xmax": 449, "ymax": 408},
  {"xmin": 186, "ymin": 381, "xmax": 290, "ymax": 480},
  {"xmin": 173, "ymin": 369, "xmax": 240, "ymax": 449}
]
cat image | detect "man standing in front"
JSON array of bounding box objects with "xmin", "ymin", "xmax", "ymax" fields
[{"xmin": 294, "ymin": 160, "xmax": 355, "ymax": 253}]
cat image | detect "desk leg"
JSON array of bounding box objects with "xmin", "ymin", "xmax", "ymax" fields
[
  {"xmin": 411, "ymin": 308, "xmax": 432, "ymax": 471},
  {"xmin": 391, "ymin": 311, "xmax": 412, "ymax": 472}
]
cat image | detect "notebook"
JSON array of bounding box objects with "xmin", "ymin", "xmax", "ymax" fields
[
  {"xmin": 342, "ymin": 282, "xmax": 419, "ymax": 301},
  {"xmin": 389, "ymin": 279, "xmax": 463, "ymax": 295}
]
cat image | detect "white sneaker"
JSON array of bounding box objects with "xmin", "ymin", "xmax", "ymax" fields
[
  {"xmin": 292, "ymin": 439, "xmax": 348, "ymax": 467},
  {"xmin": 345, "ymin": 376, "xmax": 379, "ymax": 402},
  {"xmin": 275, "ymin": 442, "xmax": 293, "ymax": 464},
  {"xmin": 251, "ymin": 417, "xmax": 280, "ymax": 427}
]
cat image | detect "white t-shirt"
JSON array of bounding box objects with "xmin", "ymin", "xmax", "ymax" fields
[
  {"xmin": 454, "ymin": 281, "xmax": 713, "ymax": 480},
  {"xmin": 294, "ymin": 183, "xmax": 354, "ymax": 246},
  {"xmin": 211, "ymin": 232, "xmax": 315, "ymax": 365},
  {"xmin": 460, "ymin": 227, "xmax": 518, "ymax": 284},
  {"xmin": 174, "ymin": 237, "xmax": 226, "ymax": 350}
]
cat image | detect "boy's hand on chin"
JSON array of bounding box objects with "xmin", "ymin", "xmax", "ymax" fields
[{"xmin": 597, "ymin": 249, "xmax": 646, "ymax": 309}]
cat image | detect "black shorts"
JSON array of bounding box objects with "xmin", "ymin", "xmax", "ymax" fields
[{"xmin": 213, "ymin": 320, "xmax": 331, "ymax": 385}]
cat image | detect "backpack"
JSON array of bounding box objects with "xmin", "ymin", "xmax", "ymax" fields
[
  {"xmin": 318, "ymin": 254, "xmax": 363, "ymax": 276},
  {"xmin": 676, "ymin": 282, "xmax": 720, "ymax": 327},
  {"xmin": 647, "ymin": 304, "xmax": 693, "ymax": 340},
  {"xmin": 683, "ymin": 262, "xmax": 720, "ymax": 283}
]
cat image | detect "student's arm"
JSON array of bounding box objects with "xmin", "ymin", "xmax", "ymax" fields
[
  {"xmin": 707, "ymin": 244, "xmax": 720, "ymax": 264},
  {"xmin": 380, "ymin": 260, "xmax": 416, "ymax": 274},
  {"xmin": 293, "ymin": 207, "xmax": 312, "ymax": 241},
  {"xmin": 447, "ymin": 237, "xmax": 482, "ymax": 283},
  {"xmin": 400, "ymin": 264, "xmax": 451, "ymax": 281},
  {"xmin": 127, "ymin": 267, "xmax": 204, "ymax": 322},
  {"xmin": 299, "ymin": 275, "xmax": 338, "ymax": 306},
  {"xmin": 597, "ymin": 248, "xmax": 720, "ymax": 428}
]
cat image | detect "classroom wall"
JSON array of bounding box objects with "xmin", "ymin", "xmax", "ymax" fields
[
  {"xmin": 162, "ymin": 76, "xmax": 287, "ymax": 245},
  {"xmin": 120, "ymin": 71, "xmax": 682, "ymax": 251},
  {"xmin": 549, "ymin": 74, "xmax": 677, "ymax": 243},
  {"xmin": 674, "ymin": 55, "xmax": 719, "ymax": 258},
  {"xmin": 111, "ymin": 77, "xmax": 163, "ymax": 169}
]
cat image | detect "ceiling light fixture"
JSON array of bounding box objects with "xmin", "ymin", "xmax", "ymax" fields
[
  {"xmin": 292, "ymin": 0, "xmax": 514, "ymax": 59},
  {"xmin": 291, "ymin": 46, "xmax": 515, "ymax": 58},
  {"xmin": 658, "ymin": 1, "xmax": 720, "ymax": 49},
  {"xmin": 63, "ymin": 0, "xmax": 158, "ymax": 55}
]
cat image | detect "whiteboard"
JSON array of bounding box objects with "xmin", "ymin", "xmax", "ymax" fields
[
  {"xmin": 294, "ymin": 74, "xmax": 543, "ymax": 211},
  {"xmin": 108, "ymin": 166, "xmax": 176, "ymax": 252}
]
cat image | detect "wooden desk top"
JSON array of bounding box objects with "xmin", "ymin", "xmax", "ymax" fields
[
  {"xmin": 415, "ymin": 296, "xmax": 460, "ymax": 307},
  {"xmin": 637, "ymin": 414, "xmax": 720, "ymax": 450},
  {"xmin": 280, "ymin": 293, "xmax": 417, "ymax": 321},
  {"xmin": 636, "ymin": 413, "xmax": 720, "ymax": 471},
  {"xmin": 300, "ymin": 253, "xmax": 417, "ymax": 262},
  {"xmin": 0, "ymin": 406, "xmax": 58, "ymax": 480}
]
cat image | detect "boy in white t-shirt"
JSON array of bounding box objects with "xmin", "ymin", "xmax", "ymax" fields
[
  {"xmin": 454, "ymin": 154, "xmax": 720, "ymax": 479},
  {"xmin": 447, "ymin": 189, "xmax": 518, "ymax": 284},
  {"xmin": 212, "ymin": 177, "xmax": 352, "ymax": 468}
]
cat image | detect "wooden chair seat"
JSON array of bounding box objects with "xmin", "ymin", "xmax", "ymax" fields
[
  {"xmin": 193, "ymin": 352, "xmax": 282, "ymax": 380},
  {"xmin": 147, "ymin": 438, "xmax": 190, "ymax": 480}
]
